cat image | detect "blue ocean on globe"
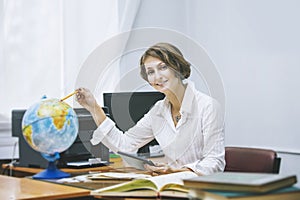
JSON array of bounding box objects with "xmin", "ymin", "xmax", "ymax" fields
[{"xmin": 22, "ymin": 98, "xmax": 78, "ymax": 155}]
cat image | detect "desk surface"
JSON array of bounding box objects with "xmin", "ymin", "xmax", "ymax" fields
[
  {"xmin": 0, "ymin": 175, "xmax": 90, "ymax": 200},
  {"xmin": 1, "ymin": 157, "xmax": 125, "ymax": 176}
]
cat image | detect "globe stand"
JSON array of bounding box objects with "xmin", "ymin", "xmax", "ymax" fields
[
  {"xmin": 32, "ymin": 152, "xmax": 70, "ymax": 179},
  {"xmin": 32, "ymin": 161, "xmax": 70, "ymax": 179}
]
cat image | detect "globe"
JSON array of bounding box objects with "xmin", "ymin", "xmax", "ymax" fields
[{"xmin": 22, "ymin": 98, "xmax": 79, "ymax": 179}]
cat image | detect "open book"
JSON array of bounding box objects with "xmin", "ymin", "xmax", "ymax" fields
[{"xmin": 90, "ymin": 171, "xmax": 198, "ymax": 198}]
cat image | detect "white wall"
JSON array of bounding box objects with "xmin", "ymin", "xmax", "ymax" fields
[{"xmin": 132, "ymin": 0, "xmax": 300, "ymax": 153}]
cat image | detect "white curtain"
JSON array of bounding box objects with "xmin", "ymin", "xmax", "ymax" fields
[
  {"xmin": 3, "ymin": 0, "xmax": 64, "ymax": 118},
  {"xmin": 93, "ymin": 0, "xmax": 141, "ymax": 104},
  {"xmin": 0, "ymin": 0, "xmax": 141, "ymax": 118}
]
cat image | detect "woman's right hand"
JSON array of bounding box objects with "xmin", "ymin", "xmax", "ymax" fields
[
  {"xmin": 76, "ymin": 88, "xmax": 107, "ymax": 126},
  {"xmin": 75, "ymin": 88, "xmax": 98, "ymax": 112}
]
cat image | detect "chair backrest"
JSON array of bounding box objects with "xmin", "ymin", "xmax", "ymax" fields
[{"xmin": 224, "ymin": 146, "xmax": 281, "ymax": 174}]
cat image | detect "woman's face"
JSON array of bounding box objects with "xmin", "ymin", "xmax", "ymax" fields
[{"xmin": 144, "ymin": 56, "xmax": 180, "ymax": 94}]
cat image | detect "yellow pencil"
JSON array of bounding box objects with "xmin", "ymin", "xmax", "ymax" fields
[{"xmin": 60, "ymin": 91, "xmax": 78, "ymax": 101}]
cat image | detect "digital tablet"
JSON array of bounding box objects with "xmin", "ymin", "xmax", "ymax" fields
[{"xmin": 117, "ymin": 151, "xmax": 155, "ymax": 170}]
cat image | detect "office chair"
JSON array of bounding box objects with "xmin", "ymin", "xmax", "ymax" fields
[{"xmin": 224, "ymin": 146, "xmax": 281, "ymax": 174}]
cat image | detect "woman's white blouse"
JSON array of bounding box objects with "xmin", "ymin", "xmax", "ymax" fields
[{"xmin": 91, "ymin": 80, "xmax": 225, "ymax": 175}]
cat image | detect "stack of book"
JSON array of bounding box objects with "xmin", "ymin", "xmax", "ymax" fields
[{"xmin": 183, "ymin": 172, "xmax": 300, "ymax": 200}]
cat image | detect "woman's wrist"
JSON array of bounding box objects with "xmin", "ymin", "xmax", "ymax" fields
[
  {"xmin": 175, "ymin": 166, "xmax": 192, "ymax": 172},
  {"xmin": 90, "ymin": 104, "xmax": 107, "ymax": 126}
]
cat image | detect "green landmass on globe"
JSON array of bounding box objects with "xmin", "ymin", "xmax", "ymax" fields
[{"xmin": 22, "ymin": 98, "xmax": 79, "ymax": 155}]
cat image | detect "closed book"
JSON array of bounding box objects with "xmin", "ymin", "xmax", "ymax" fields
[
  {"xmin": 183, "ymin": 172, "xmax": 297, "ymax": 193},
  {"xmin": 188, "ymin": 186, "xmax": 300, "ymax": 200}
]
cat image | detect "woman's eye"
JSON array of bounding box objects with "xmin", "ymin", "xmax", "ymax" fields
[
  {"xmin": 147, "ymin": 70, "xmax": 154, "ymax": 75},
  {"xmin": 160, "ymin": 65, "xmax": 168, "ymax": 70}
]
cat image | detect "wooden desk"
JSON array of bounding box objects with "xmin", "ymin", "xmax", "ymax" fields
[{"xmin": 0, "ymin": 175, "xmax": 90, "ymax": 200}]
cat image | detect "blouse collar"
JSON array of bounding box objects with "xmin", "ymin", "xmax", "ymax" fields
[{"xmin": 157, "ymin": 79, "xmax": 196, "ymax": 116}]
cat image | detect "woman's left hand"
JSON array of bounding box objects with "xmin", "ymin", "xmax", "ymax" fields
[{"xmin": 144, "ymin": 162, "xmax": 191, "ymax": 175}]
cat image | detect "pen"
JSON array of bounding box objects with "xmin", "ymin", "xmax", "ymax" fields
[{"xmin": 60, "ymin": 91, "xmax": 78, "ymax": 101}]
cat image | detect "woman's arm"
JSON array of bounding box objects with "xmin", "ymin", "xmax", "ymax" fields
[
  {"xmin": 76, "ymin": 87, "xmax": 156, "ymax": 153},
  {"xmin": 185, "ymin": 98, "xmax": 225, "ymax": 175}
]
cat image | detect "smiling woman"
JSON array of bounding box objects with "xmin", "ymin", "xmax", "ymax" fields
[
  {"xmin": 140, "ymin": 43, "xmax": 191, "ymax": 82},
  {"xmin": 75, "ymin": 42, "xmax": 225, "ymax": 176}
]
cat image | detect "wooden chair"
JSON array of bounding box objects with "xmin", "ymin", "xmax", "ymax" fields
[{"xmin": 224, "ymin": 146, "xmax": 281, "ymax": 174}]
